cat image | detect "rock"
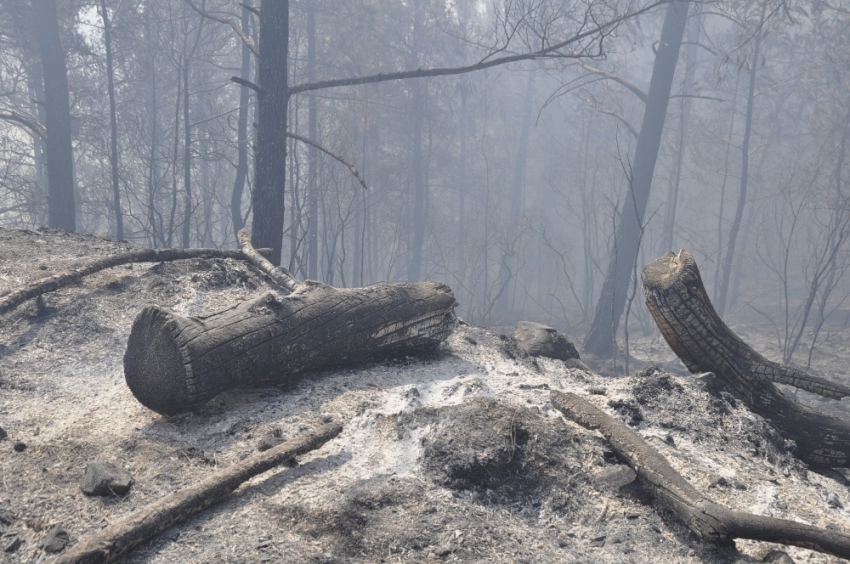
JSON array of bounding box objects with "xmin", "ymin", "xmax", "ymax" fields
[
  {"xmin": 40, "ymin": 526, "xmax": 69, "ymax": 553},
  {"xmin": 589, "ymin": 535, "xmax": 606, "ymax": 547},
  {"xmin": 763, "ymin": 550, "xmax": 795, "ymax": 563},
  {"xmin": 3, "ymin": 537, "xmax": 21, "ymax": 553},
  {"xmin": 710, "ymin": 477, "xmax": 747, "ymax": 491},
  {"xmin": 257, "ymin": 432, "xmax": 286, "ymax": 452},
  {"xmin": 0, "ymin": 507, "xmax": 14, "ymax": 527},
  {"xmin": 607, "ymin": 399, "xmax": 643, "ymax": 426},
  {"xmin": 594, "ymin": 465, "xmax": 637, "ymax": 490},
  {"xmin": 513, "ymin": 322, "xmax": 579, "ymax": 361},
  {"xmin": 434, "ymin": 545, "xmax": 453, "ymax": 558},
  {"xmin": 12, "ymin": 442, "xmax": 25, "ymax": 452},
  {"xmin": 81, "ymin": 461, "xmax": 133, "ymax": 496},
  {"xmin": 0, "ymin": 426, "xmax": 6, "ymax": 441},
  {"xmin": 827, "ymin": 492, "xmax": 843, "ymax": 508},
  {"xmin": 563, "ymin": 358, "xmax": 591, "ymax": 371}
]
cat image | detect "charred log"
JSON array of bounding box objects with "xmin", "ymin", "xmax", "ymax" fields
[
  {"xmin": 552, "ymin": 391, "xmax": 850, "ymax": 560},
  {"xmin": 641, "ymin": 250, "xmax": 850, "ymax": 467},
  {"xmin": 124, "ymin": 281, "xmax": 456, "ymax": 415}
]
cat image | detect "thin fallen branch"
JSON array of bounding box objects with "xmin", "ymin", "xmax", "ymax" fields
[
  {"xmin": 0, "ymin": 246, "xmax": 273, "ymax": 316},
  {"xmin": 52, "ymin": 422, "xmax": 342, "ymax": 564},
  {"xmin": 551, "ymin": 391, "xmax": 850, "ymax": 560},
  {"xmin": 237, "ymin": 228, "xmax": 299, "ymax": 292},
  {"xmin": 285, "ymin": 132, "xmax": 368, "ymax": 191}
]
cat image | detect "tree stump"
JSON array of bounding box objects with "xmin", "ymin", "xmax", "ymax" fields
[
  {"xmin": 124, "ymin": 281, "xmax": 456, "ymax": 415},
  {"xmin": 642, "ymin": 250, "xmax": 850, "ymax": 467}
]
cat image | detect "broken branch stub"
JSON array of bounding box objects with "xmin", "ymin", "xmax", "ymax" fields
[
  {"xmin": 641, "ymin": 249, "xmax": 850, "ymax": 467},
  {"xmin": 237, "ymin": 228, "xmax": 298, "ymax": 292},
  {"xmin": 124, "ymin": 281, "xmax": 456, "ymax": 415}
]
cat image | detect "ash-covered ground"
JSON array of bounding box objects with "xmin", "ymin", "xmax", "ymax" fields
[{"xmin": 0, "ymin": 228, "xmax": 849, "ymax": 563}]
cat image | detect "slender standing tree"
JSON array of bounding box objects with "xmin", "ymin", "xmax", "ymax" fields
[
  {"xmin": 99, "ymin": 0, "xmax": 122, "ymax": 240},
  {"xmin": 31, "ymin": 0, "xmax": 75, "ymax": 231},
  {"xmin": 716, "ymin": 3, "xmax": 767, "ymax": 316},
  {"xmin": 584, "ymin": 1, "xmax": 690, "ymax": 357}
]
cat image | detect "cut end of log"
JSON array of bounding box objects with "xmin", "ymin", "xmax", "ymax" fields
[
  {"xmin": 641, "ymin": 249, "xmax": 693, "ymax": 292},
  {"xmin": 124, "ymin": 306, "xmax": 192, "ymax": 416}
]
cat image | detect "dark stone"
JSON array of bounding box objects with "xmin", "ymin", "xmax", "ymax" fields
[
  {"xmin": 827, "ymin": 492, "xmax": 843, "ymax": 509},
  {"xmin": 763, "ymin": 550, "xmax": 795, "ymax": 564},
  {"xmin": 257, "ymin": 432, "xmax": 286, "ymax": 452},
  {"xmin": 563, "ymin": 358, "xmax": 591, "ymax": 371},
  {"xmin": 594, "ymin": 465, "xmax": 637, "ymax": 490},
  {"xmin": 434, "ymin": 545, "xmax": 453, "ymax": 558},
  {"xmin": 607, "ymin": 399, "xmax": 643, "ymax": 426},
  {"xmin": 513, "ymin": 322, "xmax": 579, "ymax": 361},
  {"xmin": 3, "ymin": 537, "xmax": 21, "ymax": 553},
  {"xmin": 632, "ymin": 370, "xmax": 683, "ymax": 406},
  {"xmin": 12, "ymin": 442, "xmax": 25, "ymax": 452},
  {"xmin": 81, "ymin": 461, "xmax": 133, "ymax": 496},
  {"xmin": 0, "ymin": 427, "xmax": 6, "ymax": 441},
  {"xmin": 40, "ymin": 526, "xmax": 69, "ymax": 553},
  {"xmin": 0, "ymin": 507, "xmax": 14, "ymax": 527},
  {"xmin": 709, "ymin": 477, "xmax": 747, "ymax": 491}
]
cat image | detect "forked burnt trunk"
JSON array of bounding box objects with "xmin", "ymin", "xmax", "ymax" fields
[
  {"xmin": 124, "ymin": 281, "xmax": 456, "ymax": 415},
  {"xmin": 642, "ymin": 250, "xmax": 850, "ymax": 467}
]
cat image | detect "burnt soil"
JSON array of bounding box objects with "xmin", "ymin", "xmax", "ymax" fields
[{"xmin": 0, "ymin": 228, "xmax": 849, "ymax": 563}]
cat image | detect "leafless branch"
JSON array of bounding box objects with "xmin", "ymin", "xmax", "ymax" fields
[
  {"xmin": 184, "ymin": 0, "xmax": 259, "ymax": 57},
  {"xmin": 0, "ymin": 111, "xmax": 47, "ymax": 140},
  {"xmin": 288, "ymin": 1, "xmax": 670, "ymax": 95},
  {"xmin": 285, "ymin": 132, "xmax": 368, "ymax": 191}
]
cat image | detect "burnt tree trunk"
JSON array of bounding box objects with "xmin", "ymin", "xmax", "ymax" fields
[
  {"xmin": 124, "ymin": 281, "xmax": 456, "ymax": 415},
  {"xmin": 253, "ymin": 1, "xmax": 289, "ymax": 266},
  {"xmin": 583, "ymin": 1, "xmax": 690, "ymax": 358},
  {"xmin": 642, "ymin": 250, "xmax": 850, "ymax": 467},
  {"xmin": 32, "ymin": 0, "xmax": 75, "ymax": 231}
]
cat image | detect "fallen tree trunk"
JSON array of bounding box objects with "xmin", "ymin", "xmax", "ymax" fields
[
  {"xmin": 124, "ymin": 280, "xmax": 456, "ymax": 415},
  {"xmin": 0, "ymin": 246, "xmax": 273, "ymax": 316},
  {"xmin": 52, "ymin": 422, "xmax": 342, "ymax": 564},
  {"xmin": 642, "ymin": 250, "xmax": 850, "ymax": 467},
  {"xmin": 551, "ymin": 391, "xmax": 850, "ymax": 560}
]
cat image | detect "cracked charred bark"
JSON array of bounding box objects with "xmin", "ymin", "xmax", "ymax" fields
[
  {"xmin": 124, "ymin": 279, "xmax": 456, "ymax": 416},
  {"xmin": 642, "ymin": 250, "xmax": 850, "ymax": 467}
]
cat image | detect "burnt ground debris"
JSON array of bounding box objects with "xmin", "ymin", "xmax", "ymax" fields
[{"xmin": 0, "ymin": 228, "xmax": 849, "ymax": 562}]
